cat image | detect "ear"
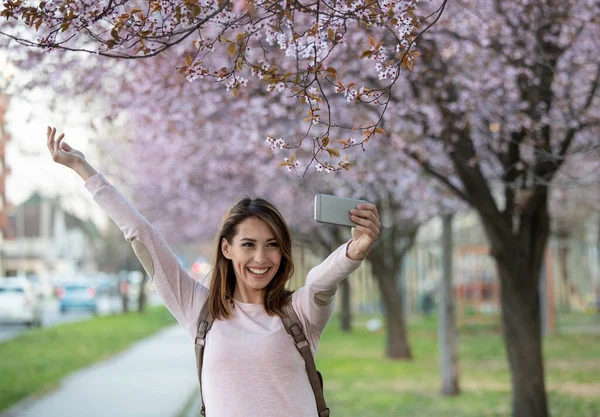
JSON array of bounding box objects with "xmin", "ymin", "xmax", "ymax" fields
[{"xmin": 221, "ymin": 238, "xmax": 232, "ymax": 260}]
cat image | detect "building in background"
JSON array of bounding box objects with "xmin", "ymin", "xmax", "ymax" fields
[
  {"xmin": 0, "ymin": 95, "xmax": 13, "ymax": 277},
  {"xmin": 2, "ymin": 192, "xmax": 100, "ymax": 286}
]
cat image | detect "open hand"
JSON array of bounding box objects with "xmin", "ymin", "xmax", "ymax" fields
[
  {"xmin": 347, "ymin": 203, "xmax": 381, "ymax": 260},
  {"xmin": 46, "ymin": 126, "xmax": 86, "ymax": 170}
]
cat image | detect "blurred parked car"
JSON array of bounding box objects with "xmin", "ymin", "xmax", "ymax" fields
[
  {"xmin": 56, "ymin": 282, "xmax": 98, "ymax": 314},
  {"xmin": 95, "ymin": 278, "xmax": 120, "ymax": 298},
  {"xmin": 0, "ymin": 278, "xmax": 43, "ymax": 327}
]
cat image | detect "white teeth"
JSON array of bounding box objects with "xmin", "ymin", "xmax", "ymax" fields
[{"xmin": 248, "ymin": 268, "xmax": 268, "ymax": 275}]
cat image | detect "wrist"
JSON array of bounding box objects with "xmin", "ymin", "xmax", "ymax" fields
[
  {"xmin": 74, "ymin": 160, "xmax": 97, "ymax": 182},
  {"xmin": 346, "ymin": 240, "xmax": 365, "ymax": 261}
]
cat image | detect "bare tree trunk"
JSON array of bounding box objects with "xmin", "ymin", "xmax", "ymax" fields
[
  {"xmin": 597, "ymin": 215, "xmax": 600, "ymax": 319},
  {"xmin": 339, "ymin": 278, "xmax": 352, "ymax": 332},
  {"xmin": 137, "ymin": 271, "xmax": 148, "ymax": 313},
  {"xmin": 367, "ymin": 225, "xmax": 418, "ymax": 360},
  {"xmin": 120, "ymin": 278, "xmax": 129, "ymax": 313},
  {"xmin": 557, "ymin": 244, "xmax": 571, "ymax": 311},
  {"xmin": 314, "ymin": 228, "xmax": 352, "ymax": 332},
  {"xmin": 497, "ymin": 261, "xmax": 547, "ymax": 417},
  {"xmin": 439, "ymin": 214, "xmax": 460, "ymax": 395},
  {"xmin": 488, "ymin": 201, "xmax": 550, "ymax": 417},
  {"xmin": 597, "ymin": 214, "xmax": 600, "ymax": 274},
  {"xmin": 371, "ymin": 253, "xmax": 412, "ymax": 359}
]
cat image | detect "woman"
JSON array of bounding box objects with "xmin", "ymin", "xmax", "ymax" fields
[{"xmin": 46, "ymin": 126, "xmax": 381, "ymax": 417}]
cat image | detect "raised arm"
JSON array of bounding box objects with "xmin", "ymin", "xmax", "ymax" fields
[
  {"xmin": 293, "ymin": 203, "xmax": 381, "ymax": 335},
  {"xmin": 46, "ymin": 127, "xmax": 207, "ymax": 336}
]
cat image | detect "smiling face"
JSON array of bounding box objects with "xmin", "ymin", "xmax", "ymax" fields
[{"xmin": 221, "ymin": 217, "xmax": 283, "ymax": 304}]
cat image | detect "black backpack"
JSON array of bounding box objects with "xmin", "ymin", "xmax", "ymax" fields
[{"xmin": 194, "ymin": 297, "xmax": 330, "ymax": 417}]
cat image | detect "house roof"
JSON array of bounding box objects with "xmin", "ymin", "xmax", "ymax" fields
[{"xmin": 6, "ymin": 192, "xmax": 100, "ymax": 240}]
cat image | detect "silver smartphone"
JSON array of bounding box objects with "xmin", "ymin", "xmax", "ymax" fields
[{"xmin": 314, "ymin": 194, "xmax": 368, "ymax": 227}]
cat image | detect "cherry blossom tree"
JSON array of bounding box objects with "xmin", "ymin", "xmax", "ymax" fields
[
  {"xmin": 370, "ymin": 1, "xmax": 599, "ymax": 416},
  {"xmin": 1, "ymin": 0, "xmax": 448, "ymax": 165},
  {"xmin": 4, "ymin": 1, "xmax": 598, "ymax": 416}
]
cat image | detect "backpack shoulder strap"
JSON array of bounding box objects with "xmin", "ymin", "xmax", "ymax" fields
[
  {"xmin": 195, "ymin": 301, "xmax": 214, "ymax": 417},
  {"xmin": 282, "ymin": 300, "xmax": 330, "ymax": 417}
]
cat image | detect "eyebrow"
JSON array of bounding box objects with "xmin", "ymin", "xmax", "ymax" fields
[{"xmin": 240, "ymin": 238, "xmax": 278, "ymax": 242}]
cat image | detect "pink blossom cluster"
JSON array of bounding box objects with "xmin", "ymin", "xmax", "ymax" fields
[
  {"xmin": 3, "ymin": 0, "xmax": 427, "ymax": 150},
  {"xmin": 265, "ymin": 136, "xmax": 286, "ymax": 151}
]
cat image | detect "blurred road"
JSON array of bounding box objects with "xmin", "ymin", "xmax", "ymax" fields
[{"xmin": 0, "ymin": 292, "xmax": 162, "ymax": 343}]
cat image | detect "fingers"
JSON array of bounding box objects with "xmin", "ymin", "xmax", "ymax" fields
[
  {"xmin": 350, "ymin": 206, "xmax": 381, "ymax": 228},
  {"xmin": 351, "ymin": 208, "xmax": 379, "ymax": 223},
  {"xmin": 47, "ymin": 126, "xmax": 60, "ymax": 154},
  {"xmin": 350, "ymin": 214, "xmax": 380, "ymax": 237},
  {"xmin": 349, "ymin": 203, "xmax": 380, "ymax": 242},
  {"xmin": 356, "ymin": 203, "xmax": 377, "ymax": 212},
  {"xmin": 47, "ymin": 126, "xmax": 66, "ymax": 161},
  {"xmin": 352, "ymin": 224, "xmax": 379, "ymax": 241},
  {"xmin": 56, "ymin": 133, "xmax": 65, "ymax": 154},
  {"xmin": 355, "ymin": 203, "xmax": 379, "ymax": 218},
  {"xmin": 54, "ymin": 130, "xmax": 60, "ymax": 154},
  {"xmin": 46, "ymin": 126, "xmax": 55, "ymax": 154}
]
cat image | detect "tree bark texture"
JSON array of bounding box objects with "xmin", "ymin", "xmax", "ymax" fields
[
  {"xmin": 497, "ymin": 261, "xmax": 547, "ymax": 417},
  {"xmin": 557, "ymin": 245, "xmax": 579, "ymax": 311},
  {"xmin": 597, "ymin": 215, "xmax": 600, "ymax": 318},
  {"xmin": 313, "ymin": 232, "xmax": 354, "ymax": 333},
  {"xmin": 439, "ymin": 214, "xmax": 460, "ymax": 396},
  {"xmin": 368, "ymin": 225, "xmax": 418, "ymax": 360},
  {"xmin": 121, "ymin": 291, "xmax": 129, "ymax": 313},
  {"xmin": 486, "ymin": 197, "xmax": 550, "ymax": 417},
  {"xmin": 339, "ymin": 278, "xmax": 352, "ymax": 332},
  {"xmin": 138, "ymin": 270, "xmax": 148, "ymax": 313}
]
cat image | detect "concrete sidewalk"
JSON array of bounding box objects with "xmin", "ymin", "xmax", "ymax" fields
[{"xmin": 2, "ymin": 325, "xmax": 199, "ymax": 417}]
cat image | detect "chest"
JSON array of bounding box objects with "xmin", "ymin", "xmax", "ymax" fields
[{"xmin": 202, "ymin": 309, "xmax": 305, "ymax": 376}]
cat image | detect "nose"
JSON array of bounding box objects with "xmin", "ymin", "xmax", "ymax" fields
[{"xmin": 253, "ymin": 247, "xmax": 267, "ymax": 264}]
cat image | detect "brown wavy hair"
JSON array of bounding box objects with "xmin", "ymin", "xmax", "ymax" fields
[{"xmin": 208, "ymin": 197, "xmax": 294, "ymax": 320}]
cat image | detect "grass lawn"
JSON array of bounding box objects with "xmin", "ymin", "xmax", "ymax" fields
[
  {"xmin": 316, "ymin": 314, "xmax": 600, "ymax": 417},
  {"xmin": 0, "ymin": 306, "xmax": 175, "ymax": 413}
]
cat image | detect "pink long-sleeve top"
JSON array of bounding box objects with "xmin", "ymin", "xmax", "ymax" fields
[{"xmin": 84, "ymin": 173, "xmax": 362, "ymax": 417}]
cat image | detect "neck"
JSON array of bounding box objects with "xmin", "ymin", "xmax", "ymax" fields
[{"xmin": 233, "ymin": 288, "xmax": 263, "ymax": 304}]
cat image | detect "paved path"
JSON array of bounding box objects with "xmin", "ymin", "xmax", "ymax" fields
[{"xmin": 2, "ymin": 325, "xmax": 198, "ymax": 417}]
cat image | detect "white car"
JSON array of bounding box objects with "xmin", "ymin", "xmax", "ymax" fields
[{"xmin": 0, "ymin": 278, "xmax": 43, "ymax": 327}]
